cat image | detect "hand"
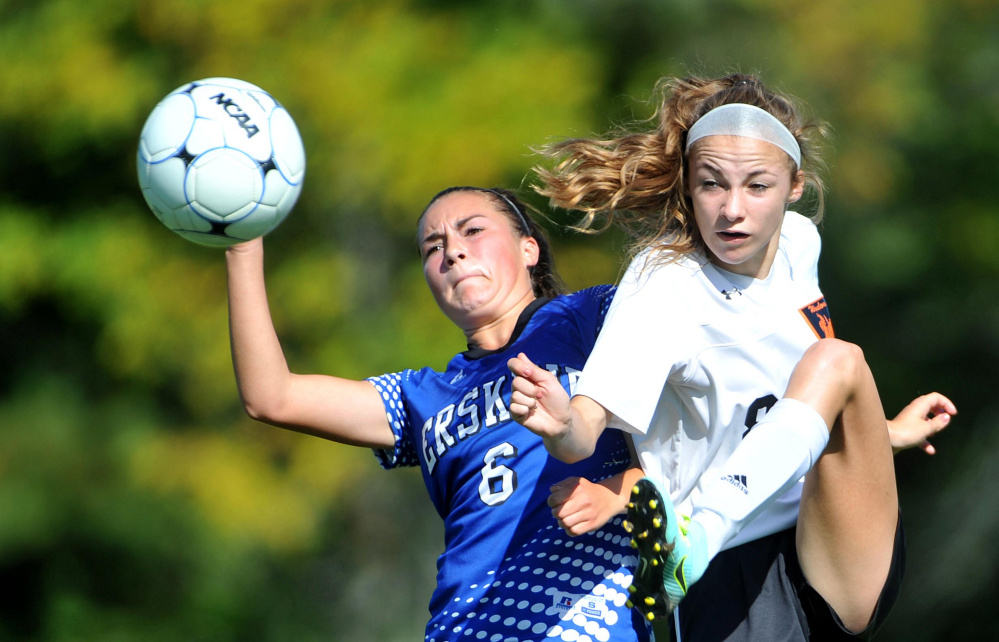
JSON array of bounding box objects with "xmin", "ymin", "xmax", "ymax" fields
[
  {"xmin": 508, "ymin": 352, "xmax": 571, "ymax": 439},
  {"xmin": 548, "ymin": 476, "xmax": 629, "ymax": 537},
  {"xmin": 888, "ymin": 392, "xmax": 957, "ymax": 455},
  {"xmin": 225, "ymin": 236, "xmax": 264, "ymax": 256}
]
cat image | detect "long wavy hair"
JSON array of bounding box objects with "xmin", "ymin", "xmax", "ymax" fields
[
  {"xmin": 534, "ymin": 73, "xmax": 830, "ymax": 262},
  {"xmin": 418, "ymin": 186, "xmax": 568, "ymax": 300}
]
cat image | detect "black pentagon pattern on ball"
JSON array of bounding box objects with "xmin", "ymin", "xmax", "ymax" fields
[
  {"xmin": 174, "ymin": 147, "xmax": 197, "ymax": 168},
  {"xmin": 258, "ymin": 158, "xmax": 276, "ymax": 175}
]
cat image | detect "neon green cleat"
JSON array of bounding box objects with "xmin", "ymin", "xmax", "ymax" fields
[{"xmin": 623, "ymin": 477, "xmax": 708, "ymax": 620}]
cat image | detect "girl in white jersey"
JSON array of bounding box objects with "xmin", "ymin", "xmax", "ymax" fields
[{"xmin": 508, "ymin": 74, "xmax": 956, "ymax": 640}]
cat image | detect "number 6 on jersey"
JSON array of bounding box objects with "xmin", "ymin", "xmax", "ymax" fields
[{"xmin": 479, "ymin": 443, "xmax": 518, "ymax": 506}]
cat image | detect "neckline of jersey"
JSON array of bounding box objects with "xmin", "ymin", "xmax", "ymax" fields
[{"xmin": 462, "ymin": 296, "xmax": 550, "ymax": 360}]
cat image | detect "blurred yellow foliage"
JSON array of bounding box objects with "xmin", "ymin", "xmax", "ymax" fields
[
  {"xmin": 0, "ymin": 0, "xmax": 160, "ymax": 147},
  {"xmin": 833, "ymin": 142, "xmax": 906, "ymax": 207},
  {"xmin": 0, "ymin": 209, "xmax": 46, "ymax": 312},
  {"xmin": 129, "ymin": 431, "xmax": 322, "ymax": 553}
]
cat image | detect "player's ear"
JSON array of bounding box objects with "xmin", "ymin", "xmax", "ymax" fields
[
  {"xmin": 522, "ymin": 235, "xmax": 540, "ymax": 268},
  {"xmin": 788, "ymin": 170, "xmax": 805, "ymax": 204}
]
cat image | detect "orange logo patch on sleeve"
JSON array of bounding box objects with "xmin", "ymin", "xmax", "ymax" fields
[{"xmin": 800, "ymin": 297, "xmax": 834, "ymax": 339}]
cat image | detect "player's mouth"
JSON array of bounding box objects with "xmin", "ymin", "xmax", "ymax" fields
[
  {"xmin": 717, "ymin": 230, "xmax": 749, "ymax": 242},
  {"xmin": 453, "ymin": 271, "xmax": 485, "ymax": 287}
]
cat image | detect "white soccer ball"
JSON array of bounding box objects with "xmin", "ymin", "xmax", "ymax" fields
[{"xmin": 137, "ymin": 77, "xmax": 306, "ymax": 247}]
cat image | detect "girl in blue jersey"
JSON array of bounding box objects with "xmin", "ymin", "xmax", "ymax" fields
[
  {"xmin": 508, "ymin": 74, "xmax": 955, "ymax": 641},
  {"xmin": 226, "ymin": 186, "xmax": 651, "ymax": 641}
]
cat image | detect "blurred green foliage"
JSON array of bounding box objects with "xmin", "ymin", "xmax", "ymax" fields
[{"xmin": 0, "ymin": 0, "xmax": 997, "ymax": 640}]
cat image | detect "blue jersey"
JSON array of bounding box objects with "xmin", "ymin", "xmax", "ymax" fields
[{"xmin": 368, "ymin": 286, "xmax": 652, "ymax": 642}]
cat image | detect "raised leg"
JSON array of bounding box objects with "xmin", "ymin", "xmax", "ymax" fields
[{"xmin": 788, "ymin": 339, "xmax": 898, "ymax": 633}]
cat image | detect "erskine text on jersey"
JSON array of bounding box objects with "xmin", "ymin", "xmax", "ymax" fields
[{"xmin": 422, "ymin": 364, "xmax": 580, "ymax": 475}]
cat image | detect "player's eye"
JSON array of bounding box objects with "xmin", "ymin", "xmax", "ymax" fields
[
  {"xmin": 423, "ymin": 243, "xmax": 442, "ymax": 258},
  {"xmin": 465, "ymin": 226, "xmax": 484, "ymax": 236}
]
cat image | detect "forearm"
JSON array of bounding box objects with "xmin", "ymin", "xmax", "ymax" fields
[
  {"xmin": 226, "ymin": 240, "xmax": 294, "ymax": 420},
  {"xmin": 595, "ymin": 465, "xmax": 646, "ymax": 515},
  {"xmin": 543, "ymin": 397, "xmax": 607, "ymax": 464}
]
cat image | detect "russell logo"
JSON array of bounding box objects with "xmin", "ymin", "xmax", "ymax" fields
[{"xmin": 553, "ymin": 592, "xmax": 608, "ymax": 621}]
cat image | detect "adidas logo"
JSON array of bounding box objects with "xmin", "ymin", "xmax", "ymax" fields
[{"xmin": 720, "ymin": 474, "xmax": 749, "ymax": 495}]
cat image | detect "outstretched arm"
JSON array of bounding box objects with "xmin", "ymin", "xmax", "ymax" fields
[
  {"xmin": 507, "ymin": 352, "xmax": 609, "ymax": 463},
  {"xmin": 887, "ymin": 392, "xmax": 957, "ymax": 455},
  {"xmin": 227, "ymin": 239, "xmax": 394, "ymax": 448}
]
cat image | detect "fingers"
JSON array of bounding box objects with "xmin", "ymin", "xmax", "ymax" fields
[
  {"xmin": 509, "ymin": 355, "xmax": 543, "ymax": 420},
  {"xmin": 547, "ymin": 477, "xmax": 580, "ymax": 508},
  {"xmin": 892, "ymin": 391, "xmax": 956, "ymax": 456},
  {"xmin": 509, "ymin": 353, "xmax": 563, "ymax": 424},
  {"xmin": 912, "ymin": 393, "xmax": 956, "ymax": 444},
  {"xmin": 509, "ymin": 388, "xmax": 539, "ymax": 417},
  {"xmin": 548, "ymin": 477, "xmax": 604, "ymax": 537},
  {"xmin": 507, "ymin": 352, "xmax": 540, "ymax": 381},
  {"xmin": 549, "ymin": 477, "xmax": 583, "ymax": 535},
  {"xmin": 557, "ymin": 515, "xmax": 590, "ymax": 537},
  {"xmin": 910, "ymin": 391, "xmax": 958, "ymax": 418},
  {"xmin": 926, "ymin": 392, "xmax": 958, "ymax": 416},
  {"xmin": 508, "ymin": 353, "xmax": 576, "ymax": 443},
  {"xmin": 552, "ymin": 503, "xmax": 591, "ymax": 537},
  {"xmin": 912, "ymin": 412, "xmax": 949, "ymax": 456},
  {"xmin": 924, "ymin": 410, "xmax": 952, "ymax": 436}
]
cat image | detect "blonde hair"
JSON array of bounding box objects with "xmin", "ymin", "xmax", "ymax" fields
[{"xmin": 534, "ymin": 74, "xmax": 830, "ymax": 261}]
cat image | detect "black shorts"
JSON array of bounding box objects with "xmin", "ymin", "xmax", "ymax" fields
[{"xmin": 667, "ymin": 513, "xmax": 905, "ymax": 642}]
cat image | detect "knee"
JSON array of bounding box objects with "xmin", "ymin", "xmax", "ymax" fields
[{"xmin": 799, "ymin": 339, "xmax": 867, "ymax": 389}]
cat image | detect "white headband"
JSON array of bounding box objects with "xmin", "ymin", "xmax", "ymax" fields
[{"xmin": 685, "ymin": 103, "xmax": 801, "ymax": 168}]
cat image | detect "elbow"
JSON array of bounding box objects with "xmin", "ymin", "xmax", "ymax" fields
[
  {"xmin": 241, "ymin": 400, "xmax": 267, "ymax": 422},
  {"xmin": 563, "ymin": 446, "xmax": 597, "ymax": 465},
  {"xmin": 556, "ymin": 452, "xmax": 588, "ymax": 465},
  {"xmin": 239, "ymin": 393, "xmax": 283, "ymax": 425},
  {"xmin": 240, "ymin": 399, "xmax": 268, "ymax": 423},
  {"xmin": 545, "ymin": 438, "xmax": 596, "ymax": 465},
  {"xmin": 234, "ymin": 375, "xmax": 292, "ymax": 425}
]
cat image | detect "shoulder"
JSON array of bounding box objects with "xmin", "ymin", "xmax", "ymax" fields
[
  {"xmin": 366, "ymin": 363, "xmax": 454, "ymax": 398},
  {"xmin": 533, "ymin": 285, "xmax": 618, "ymax": 340},
  {"xmin": 781, "ymin": 211, "xmax": 821, "ymax": 251},
  {"xmin": 616, "ymin": 248, "xmax": 700, "ymax": 302},
  {"xmin": 780, "ymin": 211, "xmax": 822, "ymax": 280},
  {"xmin": 543, "ymin": 285, "xmax": 617, "ymax": 319},
  {"xmin": 556, "ymin": 284, "xmax": 617, "ymax": 305}
]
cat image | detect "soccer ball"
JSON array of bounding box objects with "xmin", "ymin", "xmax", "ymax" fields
[{"xmin": 137, "ymin": 77, "xmax": 306, "ymax": 247}]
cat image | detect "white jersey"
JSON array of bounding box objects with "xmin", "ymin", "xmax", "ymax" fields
[{"xmin": 575, "ymin": 212, "xmax": 833, "ymax": 549}]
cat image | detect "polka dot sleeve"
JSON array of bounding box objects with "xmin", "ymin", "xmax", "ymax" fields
[
  {"xmin": 366, "ymin": 372, "xmax": 419, "ymax": 469},
  {"xmin": 593, "ymin": 284, "xmax": 615, "ymax": 336}
]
